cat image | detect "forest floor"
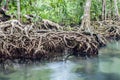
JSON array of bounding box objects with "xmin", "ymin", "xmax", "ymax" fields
[{"xmin": 0, "ymin": 18, "xmax": 120, "ymax": 63}]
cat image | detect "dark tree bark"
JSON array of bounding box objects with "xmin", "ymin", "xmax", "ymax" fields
[{"xmin": 0, "ymin": 8, "xmax": 10, "ymax": 21}]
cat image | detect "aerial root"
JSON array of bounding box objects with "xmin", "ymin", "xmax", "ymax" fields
[{"xmin": 1, "ymin": 19, "xmax": 120, "ymax": 62}]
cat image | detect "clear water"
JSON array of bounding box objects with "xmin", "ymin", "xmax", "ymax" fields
[{"xmin": 0, "ymin": 41, "xmax": 120, "ymax": 80}]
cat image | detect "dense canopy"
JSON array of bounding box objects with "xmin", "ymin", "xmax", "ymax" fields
[{"xmin": 0, "ymin": 0, "xmax": 120, "ymax": 25}]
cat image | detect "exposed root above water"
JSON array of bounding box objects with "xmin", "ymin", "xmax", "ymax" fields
[{"xmin": 0, "ymin": 19, "xmax": 120, "ymax": 62}]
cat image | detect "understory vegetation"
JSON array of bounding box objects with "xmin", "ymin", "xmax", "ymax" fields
[{"xmin": 1, "ymin": 0, "xmax": 120, "ymax": 25}]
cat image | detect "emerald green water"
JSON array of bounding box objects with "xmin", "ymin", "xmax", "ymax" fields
[{"xmin": 0, "ymin": 41, "xmax": 120, "ymax": 80}]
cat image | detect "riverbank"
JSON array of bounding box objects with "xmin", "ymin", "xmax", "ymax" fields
[{"xmin": 0, "ymin": 19, "xmax": 120, "ymax": 63}]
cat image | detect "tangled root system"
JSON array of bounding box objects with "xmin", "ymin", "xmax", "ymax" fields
[{"xmin": 2, "ymin": 20, "xmax": 119, "ymax": 62}]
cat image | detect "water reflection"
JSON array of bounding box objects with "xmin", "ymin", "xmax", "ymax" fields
[
  {"xmin": 48, "ymin": 61, "xmax": 75, "ymax": 80},
  {"xmin": 0, "ymin": 41, "xmax": 120, "ymax": 80}
]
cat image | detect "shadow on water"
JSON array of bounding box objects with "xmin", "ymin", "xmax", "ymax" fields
[
  {"xmin": 94, "ymin": 72, "xmax": 120, "ymax": 80},
  {"xmin": 74, "ymin": 58, "xmax": 120, "ymax": 80},
  {"xmin": 77, "ymin": 71, "xmax": 120, "ymax": 80},
  {"xmin": 0, "ymin": 77, "xmax": 10, "ymax": 80}
]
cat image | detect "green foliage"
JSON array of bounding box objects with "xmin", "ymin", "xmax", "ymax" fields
[
  {"xmin": 1, "ymin": 0, "xmax": 120, "ymax": 25},
  {"xmin": 91, "ymin": 0, "xmax": 102, "ymax": 21}
]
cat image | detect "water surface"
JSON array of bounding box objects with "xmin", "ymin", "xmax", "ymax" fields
[{"xmin": 0, "ymin": 41, "xmax": 120, "ymax": 80}]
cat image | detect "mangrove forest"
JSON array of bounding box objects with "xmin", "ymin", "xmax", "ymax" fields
[{"xmin": 0, "ymin": 0, "xmax": 120, "ymax": 80}]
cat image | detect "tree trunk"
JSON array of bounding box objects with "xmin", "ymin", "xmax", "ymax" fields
[
  {"xmin": 17, "ymin": 0, "xmax": 20, "ymax": 21},
  {"xmin": 110, "ymin": 0, "xmax": 113, "ymax": 19},
  {"xmin": 113, "ymin": 0, "xmax": 120, "ymax": 20},
  {"xmin": 80, "ymin": 0, "xmax": 92, "ymax": 32},
  {"xmin": 102, "ymin": 0, "xmax": 106, "ymax": 20}
]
